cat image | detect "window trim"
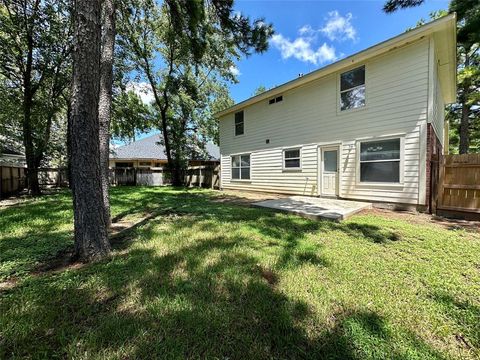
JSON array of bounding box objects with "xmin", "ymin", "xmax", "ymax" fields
[
  {"xmin": 234, "ymin": 110, "xmax": 245, "ymax": 137},
  {"xmin": 282, "ymin": 147, "xmax": 302, "ymax": 171},
  {"xmin": 338, "ymin": 64, "xmax": 367, "ymax": 113},
  {"xmin": 356, "ymin": 135, "xmax": 405, "ymax": 187},
  {"xmin": 231, "ymin": 153, "xmax": 251, "ymax": 181}
]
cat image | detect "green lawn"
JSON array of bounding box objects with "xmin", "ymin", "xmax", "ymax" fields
[{"xmin": 0, "ymin": 187, "xmax": 479, "ymax": 359}]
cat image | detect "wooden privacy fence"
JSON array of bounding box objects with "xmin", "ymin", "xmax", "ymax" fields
[
  {"xmin": 110, "ymin": 165, "xmax": 220, "ymax": 189},
  {"xmin": 0, "ymin": 165, "xmax": 26, "ymax": 199},
  {"xmin": 433, "ymin": 154, "xmax": 480, "ymax": 214},
  {"xmin": 38, "ymin": 168, "xmax": 68, "ymax": 187},
  {"xmin": 184, "ymin": 165, "xmax": 220, "ymax": 189}
]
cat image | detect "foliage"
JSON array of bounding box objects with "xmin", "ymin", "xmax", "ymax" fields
[
  {"xmin": 0, "ymin": 77, "xmax": 23, "ymax": 152},
  {"xmin": 253, "ymin": 85, "xmax": 268, "ymax": 96},
  {"xmin": 383, "ymin": 0, "xmax": 424, "ymax": 13},
  {"xmin": 450, "ymin": 0, "xmax": 480, "ymax": 49},
  {"xmin": 118, "ymin": 0, "xmax": 272, "ymax": 184},
  {"xmin": 111, "ymin": 90, "xmax": 156, "ymax": 141},
  {"xmin": 447, "ymin": 48, "xmax": 480, "ymax": 153},
  {"xmin": 1, "ymin": 187, "xmax": 479, "ymax": 358},
  {"xmin": 398, "ymin": 2, "xmax": 480, "ymax": 153},
  {"xmin": 0, "ymin": 0, "xmax": 72, "ymax": 182}
]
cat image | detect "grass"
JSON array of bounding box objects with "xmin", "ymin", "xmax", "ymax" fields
[{"xmin": 0, "ymin": 187, "xmax": 479, "ymax": 359}]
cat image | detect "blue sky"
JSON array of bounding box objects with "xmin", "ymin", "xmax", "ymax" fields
[
  {"xmin": 125, "ymin": 0, "xmax": 449, "ymax": 143},
  {"xmin": 229, "ymin": 0, "xmax": 449, "ymax": 103}
]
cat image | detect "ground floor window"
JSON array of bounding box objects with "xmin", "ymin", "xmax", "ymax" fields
[
  {"xmin": 283, "ymin": 148, "xmax": 301, "ymax": 169},
  {"xmin": 232, "ymin": 154, "xmax": 250, "ymax": 180},
  {"xmin": 359, "ymin": 138, "xmax": 401, "ymax": 183}
]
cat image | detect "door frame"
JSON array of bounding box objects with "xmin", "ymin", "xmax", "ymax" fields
[{"xmin": 318, "ymin": 144, "xmax": 341, "ymax": 197}]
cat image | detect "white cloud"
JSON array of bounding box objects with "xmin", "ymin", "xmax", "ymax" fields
[
  {"xmin": 229, "ymin": 65, "xmax": 241, "ymax": 77},
  {"xmin": 298, "ymin": 24, "xmax": 315, "ymax": 37},
  {"xmin": 271, "ymin": 34, "xmax": 337, "ymax": 65},
  {"xmin": 320, "ymin": 11, "xmax": 356, "ymax": 41},
  {"xmin": 270, "ymin": 11, "xmax": 357, "ymax": 65},
  {"xmin": 126, "ymin": 82, "xmax": 155, "ymax": 105}
]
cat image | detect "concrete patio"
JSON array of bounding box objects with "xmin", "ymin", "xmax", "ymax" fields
[{"xmin": 253, "ymin": 196, "xmax": 372, "ymax": 221}]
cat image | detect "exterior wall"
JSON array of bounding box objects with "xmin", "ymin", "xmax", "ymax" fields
[
  {"xmin": 220, "ymin": 38, "xmax": 432, "ymax": 204},
  {"xmin": 189, "ymin": 160, "xmax": 221, "ymax": 166},
  {"xmin": 109, "ymin": 159, "xmax": 219, "ymax": 168},
  {"xmin": 109, "ymin": 159, "xmax": 168, "ymax": 168}
]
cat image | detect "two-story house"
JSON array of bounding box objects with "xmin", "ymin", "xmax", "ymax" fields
[{"xmin": 217, "ymin": 15, "xmax": 456, "ymax": 210}]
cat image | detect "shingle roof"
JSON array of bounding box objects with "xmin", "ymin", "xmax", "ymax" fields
[{"xmin": 111, "ymin": 134, "xmax": 220, "ymax": 161}]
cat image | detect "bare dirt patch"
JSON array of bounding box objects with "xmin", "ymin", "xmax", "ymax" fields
[
  {"xmin": 213, "ymin": 189, "xmax": 287, "ymax": 206},
  {"xmin": 0, "ymin": 276, "xmax": 19, "ymax": 291},
  {"xmin": 360, "ymin": 208, "xmax": 479, "ymax": 233}
]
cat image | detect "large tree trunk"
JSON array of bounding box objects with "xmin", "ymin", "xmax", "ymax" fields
[
  {"xmin": 459, "ymin": 53, "xmax": 471, "ymax": 154},
  {"xmin": 66, "ymin": 100, "xmax": 73, "ymax": 188},
  {"xmin": 459, "ymin": 96, "xmax": 470, "ymax": 154},
  {"xmin": 23, "ymin": 118, "xmax": 41, "ymax": 195},
  {"xmin": 98, "ymin": 0, "xmax": 116, "ymax": 227},
  {"xmin": 169, "ymin": 160, "xmax": 183, "ymax": 186},
  {"xmin": 159, "ymin": 109, "xmax": 183, "ymax": 186},
  {"xmin": 23, "ymin": 32, "xmax": 41, "ymax": 196},
  {"xmin": 71, "ymin": 0, "xmax": 110, "ymax": 261}
]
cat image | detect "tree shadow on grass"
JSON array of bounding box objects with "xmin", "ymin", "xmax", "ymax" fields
[
  {"xmin": 0, "ymin": 221, "xmax": 446, "ymax": 359},
  {"xmin": 0, "ymin": 186, "xmax": 405, "ymax": 287},
  {"xmin": 0, "ymin": 187, "xmax": 403, "ymax": 284},
  {"xmin": 109, "ymin": 186, "xmax": 213, "ymax": 223},
  {"xmin": 1, "ymin": 186, "xmax": 421, "ymax": 355},
  {"xmin": 429, "ymin": 291, "xmax": 480, "ymax": 352}
]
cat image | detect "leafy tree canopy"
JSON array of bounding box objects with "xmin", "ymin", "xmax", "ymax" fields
[{"xmin": 117, "ymin": 0, "xmax": 272, "ymax": 184}]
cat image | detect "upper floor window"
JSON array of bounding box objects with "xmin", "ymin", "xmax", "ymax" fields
[
  {"xmin": 340, "ymin": 66, "xmax": 365, "ymax": 111},
  {"xmin": 283, "ymin": 148, "xmax": 301, "ymax": 169},
  {"xmin": 359, "ymin": 138, "xmax": 401, "ymax": 183},
  {"xmin": 235, "ymin": 111, "xmax": 244, "ymax": 136}
]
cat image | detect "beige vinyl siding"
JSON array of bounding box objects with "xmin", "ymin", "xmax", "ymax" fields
[
  {"xmin": 221, "ymin": 144, "xmax": 319, "ymax": 195},
  {"xmin": 219, "ymin": 38, "xmax": 430, "ymax": 203}
]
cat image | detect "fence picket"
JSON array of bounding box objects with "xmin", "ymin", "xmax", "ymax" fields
[
  {"xmin": 0, "ymin": 165, "xmax": 26, "ymax": 199},
  {"xmin": 109, "ymin": 165, "xmax": 220, "ymax": 189},
  {"xmin": 437, "ymin": 154, "xmax": 480, "ymax": 214}
]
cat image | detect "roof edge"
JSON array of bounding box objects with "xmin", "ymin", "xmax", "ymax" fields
[{"xmin": 216, "ymin": 13, "xmax": 457, "ymax": 118}]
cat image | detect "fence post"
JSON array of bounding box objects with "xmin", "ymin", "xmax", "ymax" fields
[
  {"xmin": 10, "ymin": 166, "xmax": 14, "ymax": 193},
  {"xmin": 211, "ymin": 166, "xmax": 214, "ymax": 189},
  {"xmin": 430, "ymin": 156, "xmax": 437, "ymax": 214},
  {"xmin": 437, "ymin": 155, "xmax": 445, "ymax": 214}
]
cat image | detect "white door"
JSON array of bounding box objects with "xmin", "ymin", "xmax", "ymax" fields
[{"xmin": 321, "ymin": 147, "xmax": 338, "ymax": 196}]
